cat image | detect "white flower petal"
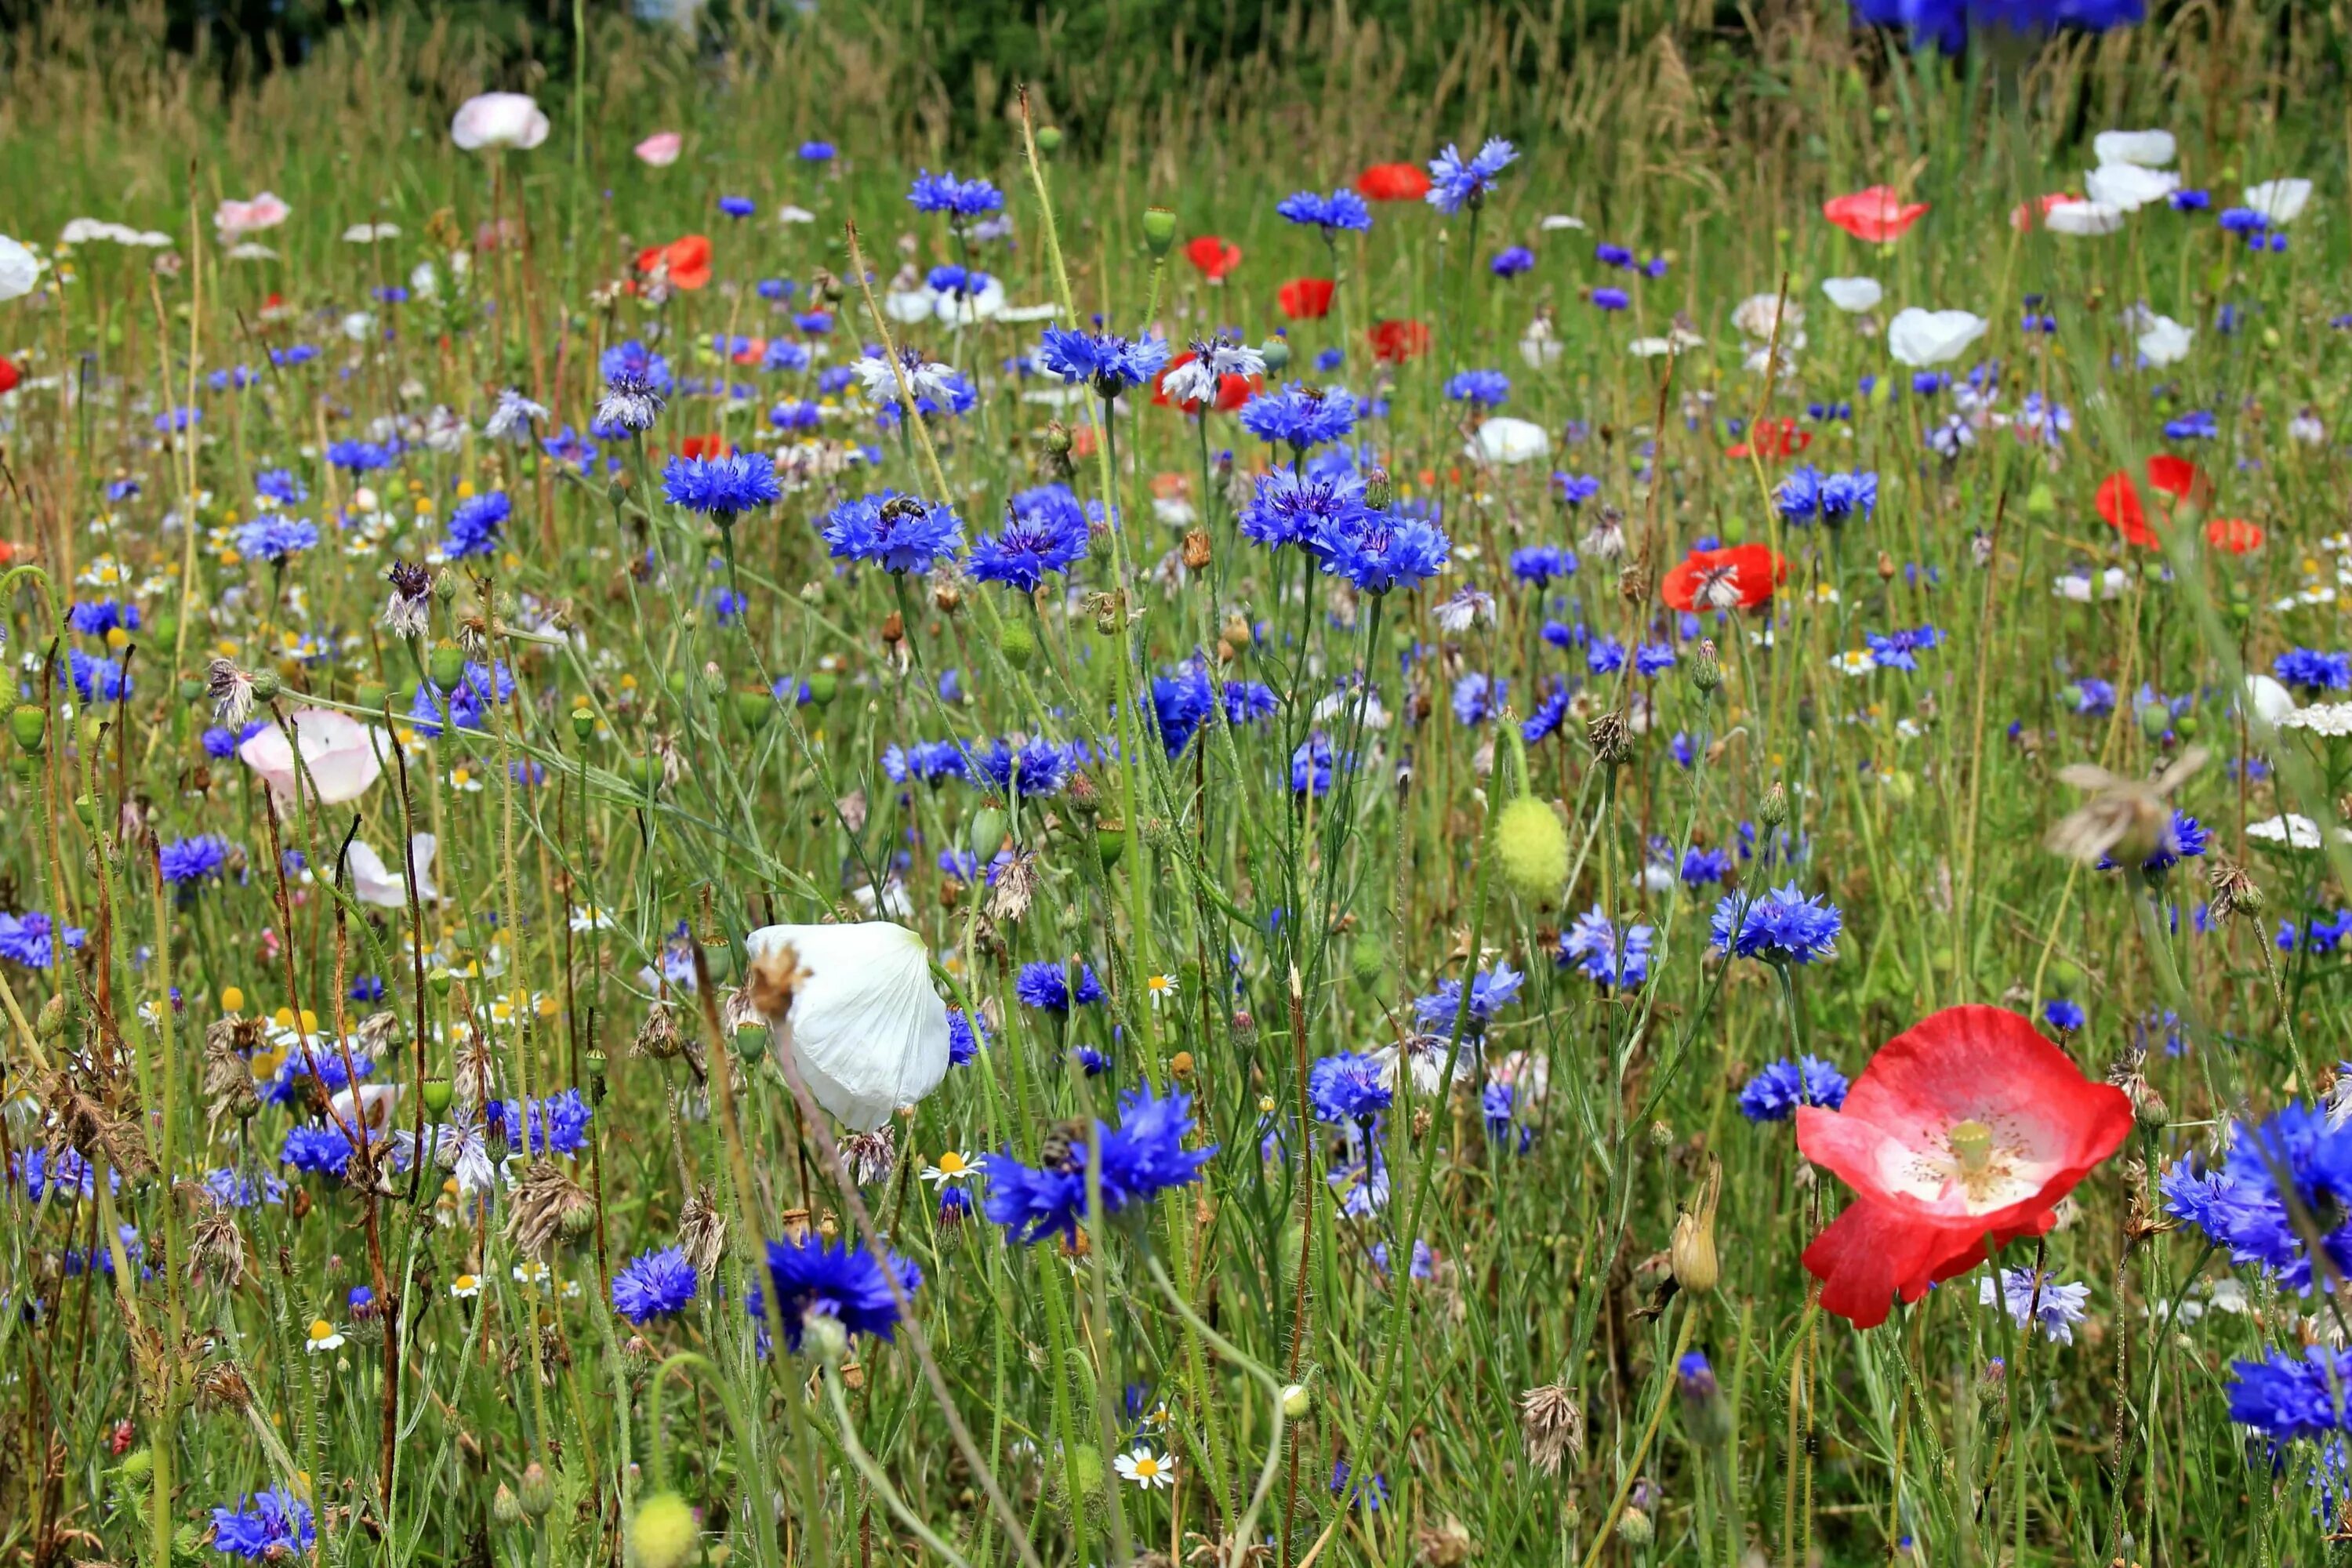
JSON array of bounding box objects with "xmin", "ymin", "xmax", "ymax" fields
[
  {"xmin": 2244, "ymin": 177, "xmax": 2314, "ymax": 225},
  {"xmin": 1886, "ymin": 307, "xmax": 1989, "ymax": 367},
  {"xmin": 2093, "ymin": 129, "xmax": 2176, "ymax": 168},
  {"xmin": 1820, "ymin": 276, "xmax": 1883, "ymax": 313},
  {"xmin": 2084, "ymin": 163, "xmax": 2178, "ymax": 211},
  {"xmin": 746, "ymin": 922, "xmax": 949, "ymax": 1131}
]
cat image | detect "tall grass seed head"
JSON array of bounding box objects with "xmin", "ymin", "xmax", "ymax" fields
[{"xmin": 1494, "ymin": 795, "xmax": 1569, "ymax": 900}]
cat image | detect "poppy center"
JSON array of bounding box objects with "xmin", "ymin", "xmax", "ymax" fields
[{"xmin": 1948, "ymin": 1119, "xmax": 1994, "ymax": 1174}]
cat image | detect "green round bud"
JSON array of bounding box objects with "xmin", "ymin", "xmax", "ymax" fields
[
  {"xmin": 1719, "ymin": 515, "xmax": 1748, "ymax": 544},
  {"xmin": 1259, "ymin": 338, "xmax": 1291, "ymax": 373},
  {"xmin": 1494, "ymin": 795, "xmax": 1569, "ymax": 900},
  {"xmin": 178, "ymin": 677, "xmax": 205, "ymax": 704},
  {"xmin": 804, "ymin": 671, "xmax": 839, "ymax": 707},
  {"xmin": 354, "ymin": 680, "xmax": 388, "ymax": 713},
  {"xmin": 1141, "ymin": 208, "xmax": 1178, "ymax": 257},
  {"xmin": 663, "ymin": 669, "xmax": 689, "ymax": 699},
  {"xmin": 492, "ymin": 1483, "xmax": 524, "ymax": 1527},
  {"xmin": 1096, "ymin": 825, "xmax": 1127, "ymax": 868},
  {"xmin": 10, "ymin": 704, "xmax": 46, "ymax": 754},
  {"xmin": 1363, "ymin": 466, "xmax": 1393, "ymax": 510},
  {"xmin": 120, "ymin": 1447, "xmax": 154, "ymax": 1483},
  {"xmin": 1348, "ymin": 934, "xmax": 1386, "ymax": 987},
  {"xmin": 2026, "ymin": 481, "xmax": 2057, "ymax": 518},
  {"xmin": 570, "ymin": 705, "xmax": 597, "ymax": 743},
  {"xmin": 428, "ymin": 641, "xmax": 466, "ymax": 693},
  {"xmin": 1616, "ymin": 1508, "xmax": 1653, "ymax": 1548},
  {"xmin": 1036, "ymin": 126, "xmax": 1064, "ymax": 154},
  {"xmin": 731, "ymin": 1024, "xmax": 768, "ymax": 1062},
  {"xmin": 1000, "ymin": 619, "xmax": 1037, "ymax": 670},
  {"xmin": 421, "ymin": 1077, "xmax": 456, "ymax": 1116},
  {"xmin": 248, "ymin": 670, "xmax": 283, "ymax": 702},
  {"xmin": 627, "ymin": 755, "xmax": 660, "ymax": 793},
  {"xmin": 2049, "ymin": 958, "xmax": 2084, "ymax": 995},
  {"xmin": 2175, "ymin": 713, "xmax": 2200, "ymax": 739},
  {"xmin": 630, "ymin": 1493, "xmax": 700, "ymax": 1568},
  {"xmin": 149, "ymin": 612, "xmax": 178, "ymax": 647},
  {"xmin": 2137, "ymin": 702, "xmax": 2172, "ymax": 739},
  {"xmin": 1757, "ymin": 782, "xmax": 1789, "ymax": 829},
  {"xmin": 734, "ymin": 688, "xmax": 772, "ymax": 731},
  {"xmin": 1280, "ymin": 1384, "xmax": 1311, "ymax": 1419},
  {"xmin": 968, "ymin": 807, "xmax": 1008, "ymax": 866},
  {"xmin": 517, "ymin": 1463, "xmax": 557, "ymax": 1518},
  {"xmin": 428, "ymin": 967, "xmax": 455, "ymax": 998}
]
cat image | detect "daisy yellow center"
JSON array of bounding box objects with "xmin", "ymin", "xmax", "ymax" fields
[
  {"xmin": 309, "ymin": 1319, "xmax": 334, "ymax": 1340},
  {"xmin": 1133, "ymin": 1457, "xmax": 1160, "ymax": 1478},
  {"xmin": 935, "ymin": 1152, "xmax": 969, "ymax": 1175},
  {"xmin": 1148, "ymin": 975, "xmax": 1172, "ymax": 992},
  {"xmin": 455, "ymin": 1275, "xmax": 477, "ymax": 1290}
]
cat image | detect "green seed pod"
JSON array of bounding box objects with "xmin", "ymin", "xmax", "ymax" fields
[
  {"xmin": 422, "ymin": 1077, "xmax": 456, "ymax": 1116},
  {"xmin": 178, "ymin": 677, "xmax": 205, "ymax": 704},
  {"xmin": 1259, "ymin": 337, "xmax": 1291, "ymax": 373},
  {"xmin": 731, "ymin": 1024, "xmax": 768, "ymax": 1063},
  {"xmin": 734, "ymin": 688, "xmax": 772, "ymax": 731},
  {"xmin": 629, "ymin": 1493, "xmax": 699, "ymax": 1568},
  {"xmin": 627, "ymin": 755, "xmax": 660, "ymax": 793},
  {"xmin": 148, "ymin": 612, "xmax": 178, "ymax": 647},
  {"xmin": 492, "ymin": 1483, "xmax": 524, "ymax": 1527},
  {"xmin": 1141, "ymin": 208, "xmax": 1178, "ymax": 257},
  {"xmin": 9, "ymin": 704, "xmax": 45, "ymax": 753},
  {"xmin": 1095, "ymin": 824, "xmax": 1126, "ymax": 868},
  {"xmin": 249, "ymin": 670, "xmax": 283, "ymax": 702},
  {"xmin": 1000, "ymin": 619, "xmax": 1037, "ymax": 670},
  {"xmin": 570, "ymin": 705, "xmax": 597, "ymax": 744},
  {"xmin": 968, "ymin": 807, "xmax": 1008, "ymax": 865},
  {"xmin": 1036, "ymin": 126, "xmax": 1064, "ymax": 155},
  {"xmin": 354, "ymin": 680, "xmax": 389, "ymax": 713},
  {"xmin": 1494, "ymin": 796, "xmax": 1569, "ymax": 900},
  {"xmin": 2137, "ymin": 702, "xmax": 2172, "ymax": 739},
  {"xmin": 805, "ymin": 671, "xmax": 839, "ymax": 707},
  {"xmin": 517, "ymin": 1463, "xmax": 557, "ymax": 1519},
  {"xmin": 428, "ymin": 641, "xmax": 466, "ymax": 693},
  {"xmin": 1348, "ymin": 934, "xmax": 1386, "ymax": 987}
]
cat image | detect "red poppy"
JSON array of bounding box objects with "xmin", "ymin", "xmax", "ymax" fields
[
  {"xmin": 0, "ymin": 357, "xmax": 17, "ymax": 396},
  {"xmin": 635, "ymin": 234, "xmax": 713, "ymax": 290},
  {"xmin": 1367, "ymin": 318, "xmax": 1431, "ymax": 363},
  {"xmin": 1661, "ymin": 544, "xmax": 1787, "ymax": 612},
  {"xmin": 2205, "ymin": 517, "xmax": 2264, "ymax": 554},
  {"xmin": 730, "ymin": 337, "xmax": 768, "ymax": 367},
  {"xmin": 1726, "ymin": 417, "xmax": 1810, "ymax": 461},
  {"xmin": 1185, "ymin": 236, "xmax": 1243, "ymax": 282},
  {"xmin": 2009, "ymin": 192, "xmax": 2078, "ymax": 233},
  {"xmin": 1797, "ymin": 1005, "xmax": 2132, "ymax": 1330},
  {"xmin": 678, "ymin": 434, "xmax": 728, "ymax": 460},
  {"xmin": 1357, "ymin": 162, "xmax": 1433, "ymax": 201},
  {"xmin": 2096, "ymin": 455, "xmax": 2209, "ymax": 546},
  {"xmin": 1277, "ymin": 278, "xmax": 1337, "ymax": 321},
  {"xmin": 1822, "ymin": 186, "xmax": 1929, "ymax": 243},
  {"xmin": 1151, "ymin": 352, "xmax": 1260, "ymax": 414}
]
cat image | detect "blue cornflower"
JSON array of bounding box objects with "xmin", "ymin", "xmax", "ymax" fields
[
  {"xmin": 234, "ymin": 515, "xmax": 318, "ymax": 563},
  {"xmin": 2043, "ymin": 996, "xmax": 2086, "ymax": 1033},
  {"xmin": 1277, "ymin": 188, "xmax": 1373, "ymax": 234},
  {"xmin": 1522, "ymin": 686, "xmax": 1573, "ymax": 744},
  {"xmin": 488, "ymin": 1090, "xmax": 594, "ymax": 1156},
  {"xmin": 2164, "ymin": 408, "xmax": 2219, "ymax": 441},
  {"xmin": 612, "ymin": 1247, "xmax": 699, "ymax": 1323},
  {"xmin": 1490, "ymin": 245, "xmax": 1535, "ymax": 278},
  {"xmin": 973, "ymin": 735, "xmax": 1079, "ymax": 797},
  {"xmin": 1412, "ymin": 964, "xmax": 1523, "ymax": 1036},
  {"xmin": 1292, "ymin": 731, "xmax": 1338, "ymax": 795},
  {"xmin": 883, "ymin": 740, "xmax": 972, "ymax": 786},
  {"xmin": 1591, "ymin": 288, "xmax": 1631, "ymax": 311},
  {"xmin": 1239, "ymin": 465, "xmax": 1370, "ymax": 553},
  {"xmin": 948, "ymin": 1008, "xmax": 984, "ymax": 1065},
  {"xmin": 254, "ymin": 467, "xmax": 308, "ymax": 505},
  {"xmin": 1853, "ymin": 0, "xmax": 2144, "ymax": 52},
  {"xmin": 542, "ymin": 426, "xmax": 601, "ymax": 474},
  {"xmin": 1224, "ymin": 681, "xmax": 1279, "ymax": 724},
  {"xmin": 281, "ymin": 1123, "xmax": 356, "ymax": 1176},
  {"xmin": 1308, "ymin": 1052, "xmax": 1392, "ymax": 1122},
  {"xmin": 2230, "ymin": 1345, "xmax": 2352, "ymax": 1442},
  {"xmin": 1037, "ymin": 325, "xmax": 1168, "ymax": 393},
  {"xmin": 325, "ymin": 438, "xmax": 399, "ymax": 473},
  {"xmin": 1014, "ymin": 960, "xmax": 1105, "ymax": 1014},
  {"xmin": 820, "ymin": 491, "xmax": 964, "ymax": 574},
  {"xmin": 1679, "ymin": 846, "xmax": 1730, "ymax": 887},
  {"xmin": 798, "ymin": 141, "xmax": 836, "ymax": 161},
  {"xmin": 67, "ymin": 648, "xmax": 128, "ymax": 705},
  {"xmin": 1510, "ymin": 544, "xmax": 1577, "ymax": 587},
  {"xmin": 1736, "ymin": 1056, "xmax": 1850, "ymax": 1121},
  {"xmin": 1558, "ymin": 906, "xmax": 1654, "ymax": 986},
  {"xmin": 1586, "ymin": 636, "xmax": 1625, "ymax": 676},
  {"xmin": 0, "ymin": 911, "xmax": 82, "ymax": 968},
  {"xmin": 1776, "ymin": 466, "xmax": 1823, "ymax": 522},
  {"xmin": 664, "ymin": 452, "xmax": 782, "ymax": 523},
  {"xmin": 908, "ymin": 169, "xmax": 1004, "ymax": 219},
  {"xmin": 2099, "ymin": 809, "xmax": 2208, "ymax": 873},
  {"xmin": 201, "ymin": 1167, "xmax": 285, "ymax": 1207},
  {"xmin": 1820, "ymin": 470, "xmax": 1878, "ymax": 521},
  {"xmin": 69, "ymin": 600, "xmax": 139, "ymax": 637},
  {"xmin": 2169, "ymin": 189, "xmax": 2210, "ymax": 212},
  {"xmin": 1150, "ymin": 664, "xmax": 1218, "ymax": 757},
  {"xmin": 600, "ymin": 340, "xmax": 673, "ymax": 394},
  {"xmin": 762, "ymin": 1233, "xmax": 919, "ymax": 1352},
  {"xmin": 1635, "ymin": 642, "xmax": 1677, "ymax": 677},
  {"xmin": 1425, "ymin": 138, "xmax": 1517, "ymax": 214},
  {"xmin": 407, "ymin": 660, "xmax": 514, "ymax": 738},
  {"xmin": 441, "ymin": 490, "xmax": 510, "ymax": 558},
  {"xmin": 1239, "ymin": 381, "xmax": 1361, "ymax": 451},
  {"xmin": 980, "ymin": 1083, "xmax": 1217, "ymax": 1245},
  {"xmin": 2165, "ymin": 1103, "xmax": 2352, "ymax": 1289},
  {"xmin": 2275, "ymin": 648, "xmax": 2351, "ymax": 695},
  {"xmin": 1555, "ymin": 472, "xmax": 1602, "ymax": 506},
  {"xmin": 1315, "ymin": 510, "xmax": 1450, "ymax": 595},
  {"xmin": 158, "ymin": 835, "xmax": 230, "ymax": 885},
  {"xmin": 717, "ymin": 194, "xmax": 757, "ymax": 218},
  {"xmin": 1452, "ymin": 673, "xmax": 1504, "ymax": 727},
  {"xmin": 1444, "ymin": 368, "xmax": 1511, "ymax": 407},
  {"xmin": 968, "ymin": 485, "xmax": 1092, "ymax": 590},
  {"xmin": 1595, "ymin": 243, "xmax": 1635, "ymax": 268},
  {"xmin": 212, "ymin": 1488, "xmax": 318, "ymax": 1560},
  {"xmin": 1864, "ymin": 626, "xmax": 1944, "ymax": 671},
  {"xmin": 2219, "ymin": 206, "xmax": 2270, "ymax": 234},
  {"xmin": 1711, "ymin": 884, "xmax": 1842, "ymax": 965}
]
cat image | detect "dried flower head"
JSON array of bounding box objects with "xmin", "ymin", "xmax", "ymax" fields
[{"xmin": 1519, "ymin": 1383, "xmax": 1586, "ymax": 1475}]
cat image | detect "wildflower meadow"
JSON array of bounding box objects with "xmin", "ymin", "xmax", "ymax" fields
[{"xmin": 14, "ymin": 0, "xmax": 2352, "ymax": 1563}]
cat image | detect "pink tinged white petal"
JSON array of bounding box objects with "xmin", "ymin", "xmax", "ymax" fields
[
  {"xmin": 451, "ymin": 93, "xmax": 550, "ymax": 152},
  {"xmin": 2092, "ymin": 129, "xmax": 2176, "ymax": 168},
  {"xmin": 236, "ymin": 709, "xmax": 386, "ymax": 806},
  {"xmin": 634, "ymin": 131, "xmax": 684, "ymax": 167}
]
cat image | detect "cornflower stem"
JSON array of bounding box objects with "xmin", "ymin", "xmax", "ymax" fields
[{"xmin": 1577, "ymin": 1296, "xmax": 1699, "ymax": 1568}]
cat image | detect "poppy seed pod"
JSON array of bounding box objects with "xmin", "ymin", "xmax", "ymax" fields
[
  {"xmin": 1035, "ymin": 126, "xmax": 1064, "ymax": 154},
  {"xmin": 428, "ymin": 642, "xmax": 466, "ymax": 692},
  {"xmin": 1259, "ymin": 337, "xmax": 1291, "ymax": 373},
  {"xmin": 421, "ymin": 1078, "xmax": 455, "ymax": 1116},
  {"xmin": 1141, "ymin": 208, "xmax": 1178, "ymax": 257},
  {"xmin": 10, "ymin": 703, "xmax": 45, "ymax": 753},
  {"xmin": 999, "ymin": 619, "xmax": 1036, "ymax": 670}
]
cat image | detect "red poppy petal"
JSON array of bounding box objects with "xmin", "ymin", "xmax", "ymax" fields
[{"xmin": 1800, "ymin": 1200, "xmax": 1953, "ymax": 1329}]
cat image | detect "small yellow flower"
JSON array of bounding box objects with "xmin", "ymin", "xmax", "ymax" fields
[
  {"xmin": 1144, "ymin": 973, "xmax": 1179, "ymax": 1007},
  {"xmin": 305, "ymin": 1319, "xmax": 346, "ymax": 1352},
  {"xmin": 450, "ymin": 1273, "xmax": 481, "ymax": 1299},
  {"xmin": 1114, "ymin": 1449, "xmax": 1175, "ymax": 1490},
  {"xmin": 220, "ymin": 985, "xmax": 246, "ymax": 1013}
]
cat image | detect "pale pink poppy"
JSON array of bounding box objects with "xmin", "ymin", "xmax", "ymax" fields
[
  {"xmin": 635, "ymin": 132, "xmax": 684, "ymax": 168},
  {"xmin": 214, "ymin": 192, "xmax": 291, "ymax": 240},
  {"xmin": 237, "ymin": 709, "xmax": 384, "ymax": 806},
  {"xmin": 450, "ymin": 92, "xmax": 550, "ymax": 152}
]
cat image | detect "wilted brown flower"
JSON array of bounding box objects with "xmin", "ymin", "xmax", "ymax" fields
[
  {"xmin": 504, "ymin": 1159, "xmax": 594, "ymax": 1258},
  {"xmin": 2045, "ymin": 747, "xmax": 2207, "ymax": 866},
  {"xmin": 1519, "ymin": 1383, "xmax": 1585, "ymax": 1475},
  {"xmin": 677, "ymin": 1186, "xmax": 728, "ymax": 1276}
]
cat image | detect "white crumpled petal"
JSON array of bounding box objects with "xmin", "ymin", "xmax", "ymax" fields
[
  {"xmin": 884, "ymin": 288, "xmax": 935, "ymax": 324},
  {"xmin": 2045, "ymin": 200, "xmax": 2125, "ymax": 236},
  {"xmin": 451, "ymin": 92, "xmax": 550, "ymax": 152},
  {"xmin": 2241, "ymin": 674, "xmax": 2296, "ymax": 737},
  {"xmin": 2135, "ymin": 314, "xmax": 2194, "ymax": 366},
  {"xmin": 343, "ymin": 835, "xmax": 439, "ymax": 909},
  {"xmin": 748, "ymin": 922, "xmax": 949, "ymax": 1131},
  {"xmin": 236, "ymin": 709, "xmax": 385, "ymax": 806},
  {"xmin": 1820, "ymin": 276, "xmax": 1882, "ymax": 313},
  {"xmin": 0, "ymin": 236, "xmax": 41, "ymax": 302},
  {"xmin": 1886, "ymin": 307, "xmax": 1988, "ymax": 367},
  {"xmin": 2094, "ymin": 129, "xmax": 2176, "ymax": 168},
  {"xmin": 2084, "ymin": 163, "xmax": 2177, "ymax": 211},
  {"xmin": 2244, "ymin": 178, "xmax": 2314, "ymax": 225},
  {"xmin": 1469, "ymin": 416, "xmax": 1550, "ymax": 465}
]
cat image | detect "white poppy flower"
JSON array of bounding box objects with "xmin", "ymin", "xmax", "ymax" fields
[
  {"xmin": 328, "ymin": 1082, "xmax": 404, "ymax": 1139},
  {"xmin": 343, "ymin": 222, "xmax": 401, "ymax": 243},
  {"xmin": 776, "ymin": 205, "xmax": 818, "ymax": 224},
  {"xmin": 1540, "ymin": 214, "xmax": 1586, "ymax": 231},
  {"xmin": 1626, "ymin": 337, "xmax": 1673, "ymax": 358},
  {"xmin": 213, "ymin": 192, "xmax": 289, "ymax": 238},
  {"xmin": 2084, "ymin": 163, "xmax": 2177, "ymax": 211},
  {"xmin": 2045, "ymin": 200, "xmax": 2125, "ymax": 236},
  {"xmin": 2094, "ymin": 129, "xmax": 2176, "ymax": 168},
  {"xmin": 2243, "ymin": 178, "xmax": 2313, "ymax": 224},
  {"xmin": 343, "ymin": 835, "xmax": 439, "ymax": 909},
  {"xmin": 0, "ymin": 236, "xmax": 37, "ymax": 302},
  {"xmin": 2241, "ymin": 673, "xmax": 2296, "ymax": 735},
  {"xmin": 237, "ymin": 709, "xmax": 385, "ymax": 806},
  {"xmin": 340, "ymin": 311, "xmax": 377, "ymax": 341},
  {"xmin": 451, "ymin": 92, "xmax": 550, "ymax": 151},
  {"xmin": 1820, "ymin": 276, "xmax": 1882, "ymax": 313},
  {"xmin": 884, "ymin": 288, "xmax": 935, "ymax": 324},
  {"xmin": 2135, "ymin": 314, "xmax": 2194, "ymax": 366},
  {"xmin": 1469, "ymin": 416, "xmax": 1551, "ymax": 465},
  {"xmin": 996, "ymin": 302, "xmax": 1061, "ymax": 323},
  {"xmin": 1518, "ymin": 321, "xmax": 1563, "ymax": 367},
  {"xmin": 2246, "ymin": 814, "xmax": 2347, "ymax": 850},
  {"xmin": 1731, "ymin": 293, "xmax": 1802, "ymax": 339},
  {"xmin": 935, "ymin": 273, "xmax": 1007, "ymax": 326},
  {"xmin": 746, "ymin": 922, "xmax": 950, "ymax": 1131},
  {"xmin": 226, "ymin": 243, "xmax": 278, "ymax": 262},
  {"xmin": 1886, "ymin": 307, "xmax": 1988, "ymax": 367}
]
